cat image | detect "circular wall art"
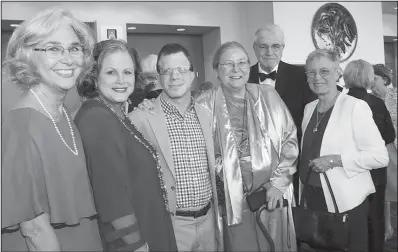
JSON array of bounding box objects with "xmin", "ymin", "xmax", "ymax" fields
[{"xmin": 311, "ymin": 3, "xmax": 358, "ymax": 62}]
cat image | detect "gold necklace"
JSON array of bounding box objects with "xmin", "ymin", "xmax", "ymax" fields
[{"xmin": 96, "ymin": 96, "xmax": 170, "ymax": 212}]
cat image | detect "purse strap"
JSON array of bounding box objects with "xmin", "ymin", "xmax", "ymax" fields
[
  {"xmin": 321, "ymin": 172, "xmax": 340, "ymax": 213},
  {"xmin": 300, "ymin": 169, "xmax": 340, "ymax": 213}
]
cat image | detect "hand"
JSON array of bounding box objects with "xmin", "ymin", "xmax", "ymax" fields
[
  {"xmin": 134, "ymin": 98, "xmax": 155, "ymax": 114},
  {"xmin": 135, "ymin": 243, "xmax": 149, "ymax": 252},
  {"xmin": 266, "ymin": 186, "xmax": 284, "ymax": 211},
  {"xmin": 309, "ymin": 155, "xmax": 338, "ymax": 173}
]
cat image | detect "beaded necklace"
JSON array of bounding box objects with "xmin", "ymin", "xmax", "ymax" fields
[
  {"xmin": 30, "ymin": 89, "xmax": 78, "ymax": 155},
  {"xmin": 96, "ymin": 96, "xmax": 170, "ymax": 212}
]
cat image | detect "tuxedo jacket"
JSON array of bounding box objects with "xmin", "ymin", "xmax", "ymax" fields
[{"xmin": 248, "ymin": 61, "xmax": 317, "ymax": 141}]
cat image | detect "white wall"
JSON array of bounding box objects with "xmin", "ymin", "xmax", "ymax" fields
[
  {"xmin": 383, "ymin": 13, "xmax": 397, "ymax": 37},
  {"xmin": 2, "ymin": 1, "xmax": 273, "ymax": 86},
  {"xmin": 273, "ymin": 1, "xmax": 385, "ymax": 70}
]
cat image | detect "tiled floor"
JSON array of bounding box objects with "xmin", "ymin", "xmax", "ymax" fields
[{"xmin": 384, "ymin": 202, "xmax": 397, "ymax": 252}]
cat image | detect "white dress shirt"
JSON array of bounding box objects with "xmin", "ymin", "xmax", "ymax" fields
[{"xmin": 258, "ymin": 63, "xmax": 279, "ymax": 88}]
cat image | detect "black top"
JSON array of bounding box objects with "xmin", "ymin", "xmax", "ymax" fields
[
  {"xmin": 75, "ymin": 100, "xmax": 177, "ymax": 252},
  {"xmin": 348, "ymin": 87, "xmax": 396, "ymax": 185},
  {"xmin": 299, "ymin": 106, "xmax": 334, "ymax": 187},
  {"xmin": 128, "ymin": 87, "xmax": 162, "ymax": 112}
]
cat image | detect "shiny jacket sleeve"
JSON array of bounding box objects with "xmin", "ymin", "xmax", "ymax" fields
[{"xmin": 262, "ymin": 88, "xmax": 299, "ymax": 193}]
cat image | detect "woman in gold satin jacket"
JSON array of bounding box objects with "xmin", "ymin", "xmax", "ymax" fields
[{"xmin": 195, "ymin": 41, "xmax": 298, "ymax": 251}]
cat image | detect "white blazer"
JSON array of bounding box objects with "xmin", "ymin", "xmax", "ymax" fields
[{"xmin": 300, "ymin": 93, "xmax": 389, "ymax": 213}]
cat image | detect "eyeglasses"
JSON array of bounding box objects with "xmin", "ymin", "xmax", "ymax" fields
[
  {"xmin": 219, "ymin": 60, "xmax": 249, "ymax": 71},
  {"xmin": 306, "ymin": 68, "xmax": 333, "ymax": 79},
  {"xmin": 139, "ymin": 73, "xmax": 159, "ymax": 82},
  {"xmin": 33, "ymin": 45, "xmax": 84, "ymax": 59},
  {"xmin": 255, "ymin": 43, "xmax": 284, "ymax": 52},
  {"xmin": 159, "ymin": 66, "xmax": 192, "ymax": 76}
]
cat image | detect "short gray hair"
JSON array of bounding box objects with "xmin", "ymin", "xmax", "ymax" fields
[
  {"xmin": 305, "ymin": 49, "xmax": 341, "ymax": 69},
  {"xmin": 343, "ymin": 59, "xmax": 375, "ymax": 89},
  {"xmin": 253, "ymin": 24, "xmax": 285, "ymax": 45},
  {"xmin": 3, "ymin": 7, "xmax": 96, "ymax": 89},
  {"xmin": 140, "ymin": 54, "xmax": 158, "ymax": 73},
  {"xmin": 212, "ymin": 41, "xmax": 250, "ymax": 69}
]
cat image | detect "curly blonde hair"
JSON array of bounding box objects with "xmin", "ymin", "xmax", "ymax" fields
[{"xmin": 2, "ymin": 7, "xmax": 96, "ymax": 89}]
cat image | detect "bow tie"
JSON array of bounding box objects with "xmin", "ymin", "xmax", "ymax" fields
[{"xmin": 259, "ymin": 71, "xmax": 277, "ymax": 82}]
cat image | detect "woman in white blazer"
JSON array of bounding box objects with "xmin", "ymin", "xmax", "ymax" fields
[{"xmin": 298, "ymin": 49, "xmax": 389, "ymax": 252}]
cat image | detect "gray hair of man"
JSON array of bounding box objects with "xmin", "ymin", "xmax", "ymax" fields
[
  {"xmin": 141, "ymin": 54, "xmax": 158, "ymax": 73},
  {"xmin": 344, "ymin": 59, "xmax": 375, "ymax": 90},
  {"xmin": 253, "ymin": 24, "xmax": 285, "ymax": 46}
]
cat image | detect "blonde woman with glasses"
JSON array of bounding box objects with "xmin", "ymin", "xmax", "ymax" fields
[{"xmin": 1, "ymin": 7, "xmax": 102, "ymax": 251}]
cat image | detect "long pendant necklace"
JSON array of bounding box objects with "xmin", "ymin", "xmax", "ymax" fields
[
  {"xmin": 30, "ymin": 89, "xmax": 78, "ymax": 155},
  {"xmin": 313, "ymin": 93, "xmax": 339, "ymax": 133},
  {"xmin": 313, "ymin": 108, "xmax": 327, "ymax": 133}
]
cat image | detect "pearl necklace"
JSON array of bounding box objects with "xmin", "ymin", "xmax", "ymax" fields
[{"xmin": 30, "ymin": 89, "xmax": 78, "ymax": 155}]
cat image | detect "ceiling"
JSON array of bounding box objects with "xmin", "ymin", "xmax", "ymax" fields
[
  {"xmin": 382, "ymin": 1, "xmax": 397, "ymax": 14},
  {"xmin": 126, "ymin": 23, "xmax": 217, "ymax": 35},
  {"xmin": 2, "ymin": 3, "xmax": 396, "ymax": 33}
]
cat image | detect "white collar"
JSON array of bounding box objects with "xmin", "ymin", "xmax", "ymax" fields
[{"xmin": 258, "ymin": 63, "xmax": 278, "ymax": 75}]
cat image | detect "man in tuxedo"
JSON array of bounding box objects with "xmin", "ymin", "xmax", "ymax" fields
[{"xmin": 248, "ymin": 24, "xmax": 317, "ymax": 202}]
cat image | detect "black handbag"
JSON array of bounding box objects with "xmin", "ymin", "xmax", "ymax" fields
[{"xmin": 292, "ymin": 170, "xmax": 350, "ymax": 251}]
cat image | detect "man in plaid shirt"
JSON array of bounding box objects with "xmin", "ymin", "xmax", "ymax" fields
[{"xmin": 130, "ymin": 43, "xmax": 222, "ymax": 251}]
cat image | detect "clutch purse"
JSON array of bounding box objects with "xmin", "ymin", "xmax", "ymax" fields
[
  {"xmin": 292, "ymin": 171, "xmax": 350, "ymax": 251},
  {"xmin": 246, "ymin": 188, "xmax": 288, "ymax": 212}
]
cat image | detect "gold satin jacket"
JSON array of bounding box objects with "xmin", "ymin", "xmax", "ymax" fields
[{"xmin": 196, "ymin": 83, "xmax": 299, "ymax": 226}]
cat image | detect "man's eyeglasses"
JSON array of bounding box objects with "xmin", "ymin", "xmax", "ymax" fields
[
  {"xmin": 255, "ymin": 43, "xmax": 284, "ymax": 52},
  {"xmin": 306, "ymin": 68, "xmax": 332, "ymax": 79},
  {"xmin": 139, "ymin": 73, "xmax": 159, "ymax": 82},
  {"xmin": 219, "ymin": 60, "xmax": 249, "ymax": 71},
  {"xmin": 159, "ymin": 66, "xmax": 192, "ymax": 76},
  {"xmin": 33, "ymin": 45, "xmax": 84, "ymax": 59}
]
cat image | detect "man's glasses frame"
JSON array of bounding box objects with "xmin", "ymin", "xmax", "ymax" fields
[
  {"xmin": 158, "ymin": 65, "xmax": 193, "ymax": 76},
  {"xmin": 255, "ymin": 43, "xmax": 284, "ymax": 52}
]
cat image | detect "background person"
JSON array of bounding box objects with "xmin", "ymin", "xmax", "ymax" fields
[
  {"xmin": 128, "ymin": 54, "xmax": 162, "ymax": 111},
  {"xmin": 299, "ymin": 49, "xmax": 389, "ymax": 252},
  {"xmin": 345, "ymin": 59, "xmax": 396, "ymax": 252},
  {"xmin": 1, "ymin": 7, "xmax": 102, "ymax": 251},
  {"xmin": 75, "ymin": 40, "xmax": 177, "ymax": 252},
  {"xmin": 372, "ymin": 63, "xmax": 397, "ymax": 241}
]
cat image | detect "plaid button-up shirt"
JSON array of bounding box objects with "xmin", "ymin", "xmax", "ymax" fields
[{"xmin": 160, "ymin": 96, "xmax": 212, "ymax": 209}]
